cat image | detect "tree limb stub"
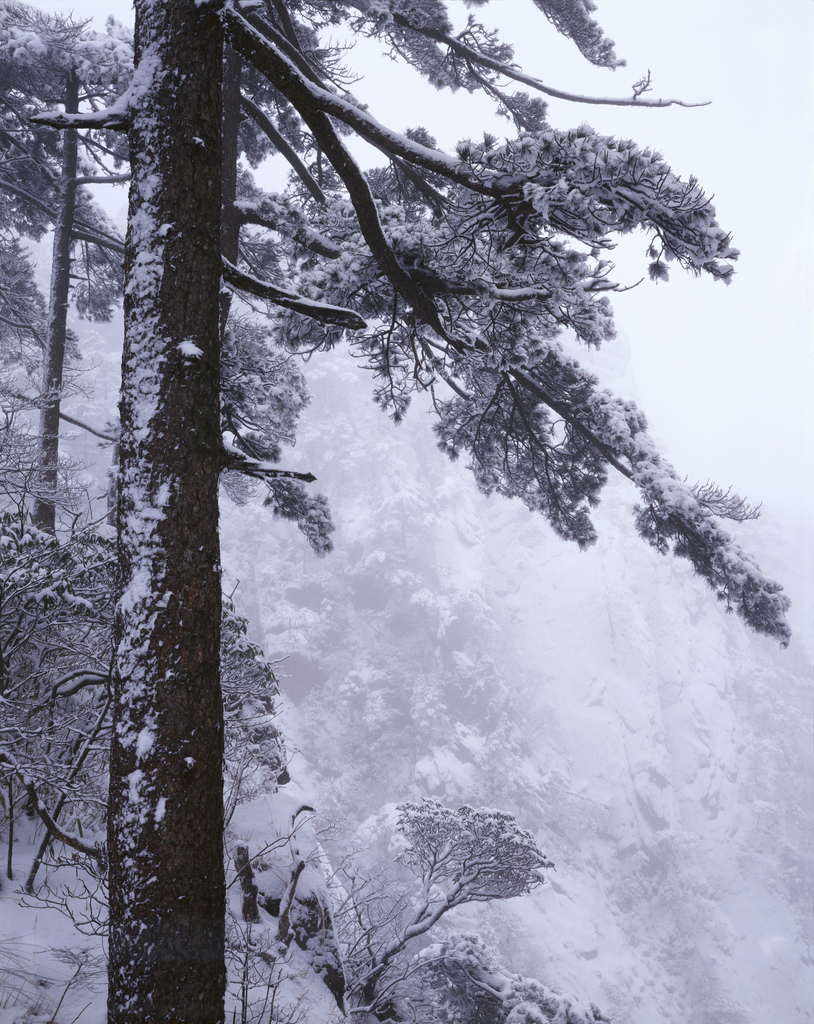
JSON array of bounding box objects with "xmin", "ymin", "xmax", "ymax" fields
[{"xmin": 223, "ymin": 451, "xmax": 317, "ymax": 484}]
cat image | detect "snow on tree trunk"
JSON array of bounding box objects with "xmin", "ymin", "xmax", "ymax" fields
[
  {"xmin": 33, "ymin": 69, "xmax": 78, "ymax": 534},
  {"xmin": 107, "ymin": 3, "xmax": 226, "ymax": 1022}
]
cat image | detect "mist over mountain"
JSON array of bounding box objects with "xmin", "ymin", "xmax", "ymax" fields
[
  {"xmin": 27, "ymin": 309, "xmax": 812, "ymax": 1023},
  {"xmin": 221, "ymin": 347, "xmax": 813, "ymax": 1024}
]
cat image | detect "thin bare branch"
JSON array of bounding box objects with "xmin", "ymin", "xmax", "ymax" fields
[
  {"xmin": 240, "ymin": 94, "xmax": 326, "ymax": 204},
  {"xmin": 385, "ymin": 9, "xmax": 709, "ymax": 109},
  {"xmin": 58, "ymin": 411, "xmax": 116, "ymax": 442}
]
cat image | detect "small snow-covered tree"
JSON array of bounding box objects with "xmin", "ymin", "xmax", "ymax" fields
[
  {"xmin": 411, "ymin": 932, "xmax": 609, "ymax": 1024},
  {"xmin": 0, "ymin": 237, "xmax": 46, "ymax": 374},
  {"xmin": 335, "ymin": 800, "xmax": 553, "ymax": 1020},
  {"xmin": 328, "ymin": 806, "xmax": 610, "ymax": 1022}
]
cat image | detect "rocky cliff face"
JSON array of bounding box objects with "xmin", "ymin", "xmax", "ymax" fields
[
  {"xmin": 473, "ymin": 490, "xmax": 811, "ymax": 1024},
  {"xmin": 221, "ymin": 349, "xmax": 812, "ymax": 1024}
]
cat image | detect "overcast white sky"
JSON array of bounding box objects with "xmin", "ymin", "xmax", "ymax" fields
[{"xmin": 35, "ymin": 1, "xmax": 814, "ymax": 525}]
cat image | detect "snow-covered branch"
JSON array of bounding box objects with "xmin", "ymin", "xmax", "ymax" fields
[
  {"xmin": 382, "ymin": 7, "xmax": 708, "ymax": 109},
  {"xmin": 222, "ymin": 258, "xmax": 367, "ymax": 329},
  {"xmin": 0, "ymin": 753, "xmax": 107, "ymax": 868},
  {"xmin": 28, "ymin": 104, "xmax": 129, "ymax": 130}
]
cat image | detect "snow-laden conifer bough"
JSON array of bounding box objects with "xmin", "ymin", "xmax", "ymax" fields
[{"xmin": 24, "ymin": 1, "xmax": 792, "ymax": 1023}]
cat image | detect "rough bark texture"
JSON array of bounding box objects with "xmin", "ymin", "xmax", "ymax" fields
[
  {"xmin": 220, "ymin": 44, "xmax": 241, "ymax": 305},
  {"xmin": 33, "ymin": 70, "xmax": 78, "ymax": 533},
  {"xmin": 233, "ymin": 845, "xmax": 260, "ymax": 924},
  {"xmin": 108, "ymin": 2, "xmax": 226, "ymax": 1022}
]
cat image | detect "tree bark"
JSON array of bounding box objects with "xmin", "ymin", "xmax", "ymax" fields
[
  {"xmin": 107, "ymin": 3, "xmax": 226, "ymax": 1022},
  {"xmin": 220, "ymin": 42, "xmax": 241, "ymax": 341},
  {"xmin": 33, "ymin": 69, "xmax": 78, "ymax": 533},
  {"xmin": 5, "ymin": 778, "xmax": 13, "ymax": 882}
]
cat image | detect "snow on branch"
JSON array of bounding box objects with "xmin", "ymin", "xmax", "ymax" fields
[
  {"xmin": 435, "ymin": 354, "xmax": 790, "ymax": 643},
  {"xmin": 262, "ymin": 478, "xmax": 334, "ymax": 556},
  {"xmin": 28, "ymin": 106, "xmax": 129, "ymax": 130},
  {"xmin": 0, "ymin": 753, "xmax": 107, "ymax": 869},
  {"xmin": 73, "ymin": 172, "xmax": 131, "ymax": 186},
  {"xmin": 583, "ymin": 388, "xmax": 791, "ymax": 643},
  {"xmin": 29, "ymin": 45, "xmax": 155, "ymax": 132},
  {"xmin": 222, "ymin": 258, "xmax": 367, "ymax": 330},
  {"xmin": 532, "ymin": 0, "xmax": 623, "ymax": 68},
  {"xmin": 454, "ymin": 128, "xmax": 739, "ymax": 283},
  {"xmin": 71, "ymin": 225, "xmax": 124, "ymax": 254},
  {"xmin": 234, "ymin": 197, "xmax": 341, "ymax": 259},
  {"xmin": 418, "ymin": 931, "xmax": 612, "ymax": 1024},
  {"xmin": 27, "ymin": 668, "xmax": 110, "ymax": 713}
]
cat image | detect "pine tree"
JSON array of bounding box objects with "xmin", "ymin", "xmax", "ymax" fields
[
  {"xmin": 31, "ymin": 2, "xmax": 791, "ymax": 1022},
  {"xmin": 0, "ymin": 235, "xmax": 46, "ymax": 374},
  {"xmin": 0, "ymin": 4, "xmax": 129, "ymax": 529},
  {"xmin": 38, "ymin": 1, "xmax": 224, "ymax": 1018},
  {"xmin": 112, "ymin": 4, "xmax": 225, "ymax": 1020}
]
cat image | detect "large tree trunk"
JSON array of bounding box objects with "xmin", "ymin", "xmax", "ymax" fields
[
  {"xmin": 33, "ymin": 69, "xmax": 78, "ymax": 533},
  {"xmin": 107, "ymin": 2, "xmax": 226, "ymax": 1022}
]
